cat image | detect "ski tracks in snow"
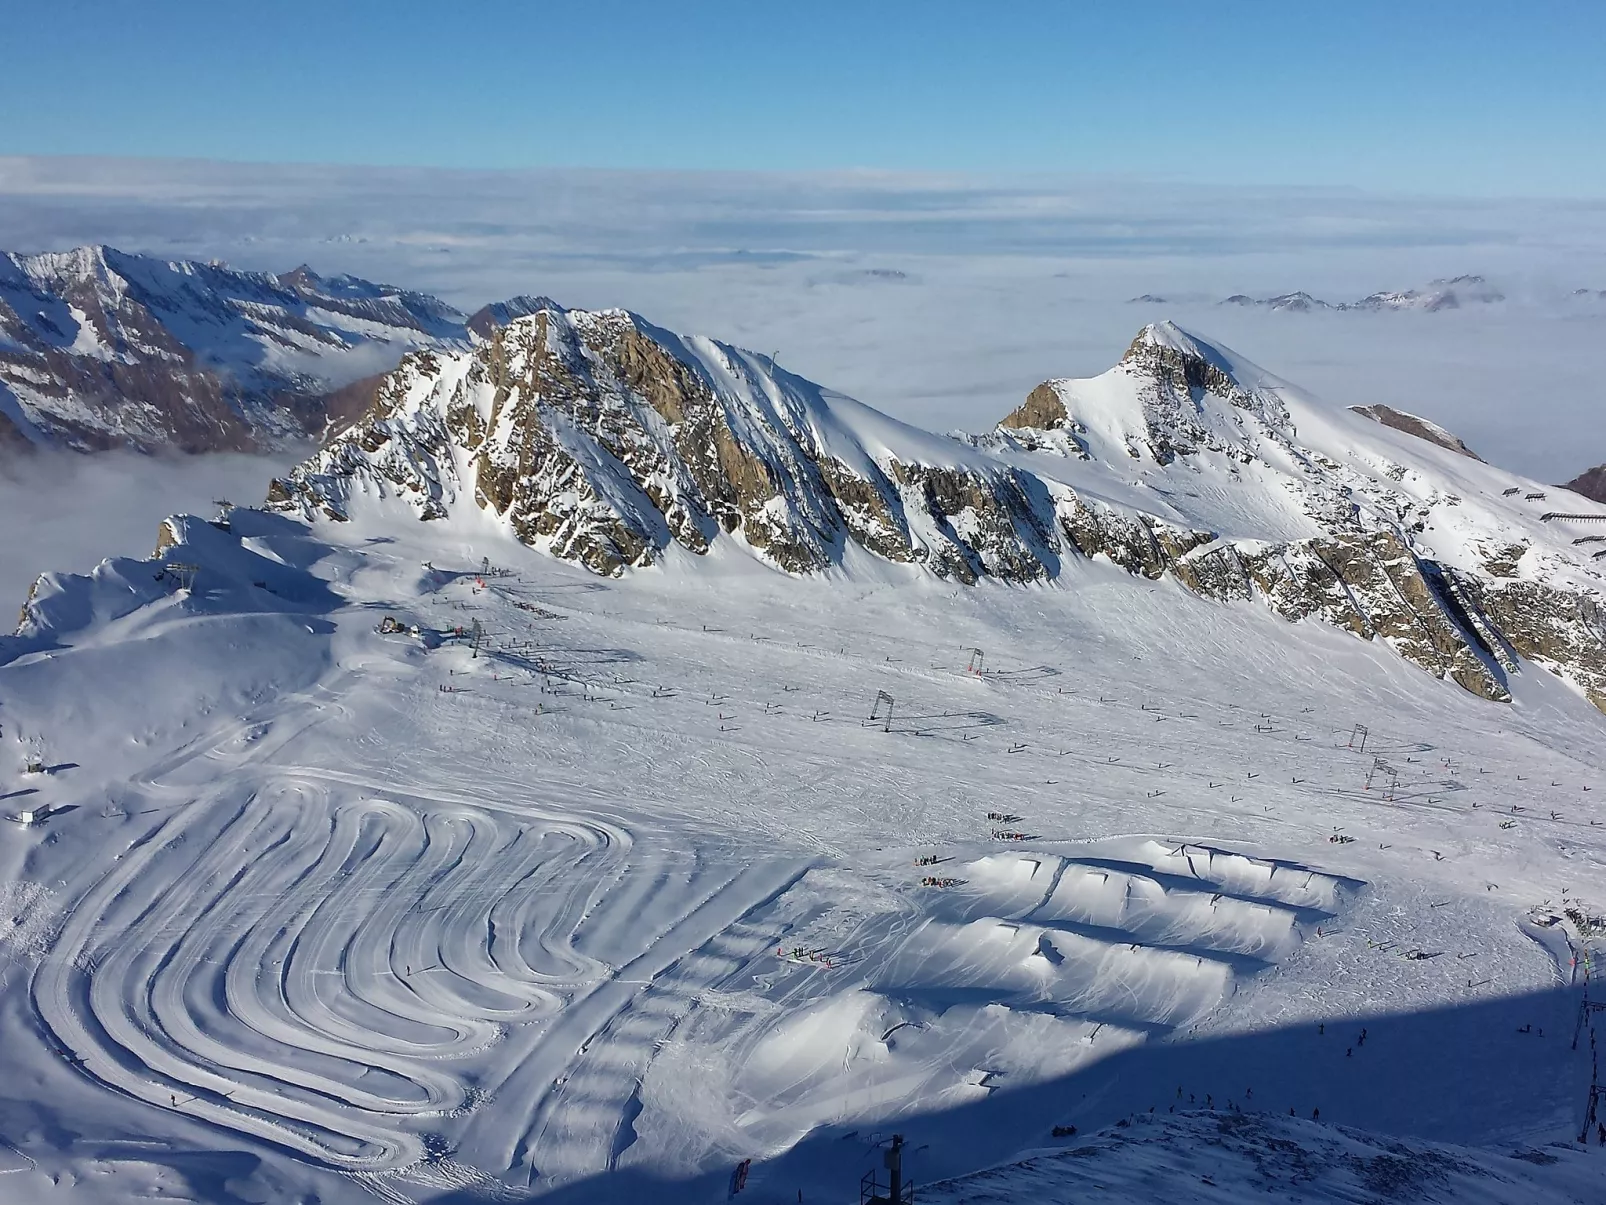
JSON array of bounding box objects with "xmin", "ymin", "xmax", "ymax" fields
[{"xmin": 31, "ymin": 735, "xmax": 807, "ymax": 1181}]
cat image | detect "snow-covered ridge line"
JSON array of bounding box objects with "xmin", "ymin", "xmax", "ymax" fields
[
  {"xmin": 0, "ymin": 244, "xmax": 492, "ymax": 454},
  {"xmin": 1132, "ymin": 274, "xmax": 1513, "ymax": 312},
  {"xmin": 268, "ymin": 309, "xmax": 1606, "ymax": 713}
]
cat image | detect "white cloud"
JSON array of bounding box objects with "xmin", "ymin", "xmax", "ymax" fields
[
  {"xmin": 0, "ymin": 156, "xmax": 1602, "ymax": 491},
  {"xmin": 0, "ymin": 450, "xmax": 300, "ymax": 616}
]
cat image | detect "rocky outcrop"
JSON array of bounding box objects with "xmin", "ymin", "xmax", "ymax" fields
[
  {"xmin": 1350, "ymin": 405, "xmax": 1482, "ymax": 460},
  {"xmin": 1452, "ymin": 576, "xmax": 1606, "ymax": 710},
  {"xmin": 271, "ymin": 307, "xmax": 1047, "ymax": 582},
  {"xmin": 466, "ymin": 295, "xmax": 564, "ymax": 341},
  {"xmin": 1000, "ymin": 383, "xmax": 1069, "ymax": 432},
  {"xmin": 271, "ymin": 312, "xmax": 1606, "ymax": 716},
  {"xmin": 1055, "ymin": 509, "xmax": 1510, "ymax": 702},
  {"xmin": 1563, "ymin": 464, "xmax": 1606, "ymax": 504}
]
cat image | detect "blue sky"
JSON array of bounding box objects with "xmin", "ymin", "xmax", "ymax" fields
[{"xmin": 9, "ymin": 0, "xmax": 1604, "ymax": 194}]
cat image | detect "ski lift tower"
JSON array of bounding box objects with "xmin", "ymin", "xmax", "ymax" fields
[
  {"xmin": 870, "ymin": 690, "xmax": 895, "ymax": 733},
  {"xmin": 165, "ymin": 562, "xmax": 201, "ymax": 592},
  {"xmin": 211, "ymin": 498, "xmax": 235, "ymax": 531},
  {"xmin": 861, "ymin": 1134, "xmax": 913, "ymax": 1204}
]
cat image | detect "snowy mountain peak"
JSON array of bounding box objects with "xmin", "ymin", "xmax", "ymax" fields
[
  {"xmin": 18, "ymin": 242, "xmax": 121, "ymax": 287},
  {"xmin": 1121, "ymin": 320, "xmax": 1250, "ymax": 384},
  {"xmin": 1004, "ymin": 323, "xmax": 1295, "ymax": 468},
  {"xmin": 1204, "ymin": 275, "xmax": 1508, "ymax": 313},
  {"xmin": 466, "ymin": 294, "xmax": 567, "ymax": 339},
  {"xmin": 1565, "ymin": 463, "xmax": 1606, "ymax": 504},
  {"xmin": 270, "ymin": 311, "xmax": 1606, "ymax": 714},
  {"xmin": 1127, "ymin": 319, "xmax": 1206, "ymax": 357},
  {"xmin": 0, "ymin": 244, "xmax": 470, "ymax": 453}
]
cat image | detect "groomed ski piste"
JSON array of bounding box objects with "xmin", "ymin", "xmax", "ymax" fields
[{"xmin": 2, "ymin": 463, "xmax": 1606, "ymax": 1201}]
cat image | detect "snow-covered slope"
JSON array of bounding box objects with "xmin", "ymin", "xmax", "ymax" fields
[
  {"xmin": 0, "ymin": 245, "xmax": 469, "ymax": 453},
  {"xmin": 271, "ymin": 311, "xmax": 1606, "ymax": 714},
  {"xmin": 1350, "ymin": 402, "xmax": 1484, "ymax": 459},
  {"xmin": 1, "ymin": 495, "xmax": 1602, "ymax": 1205},
  {"xmin": 925, "ymin": 1111, "xmax": 1604, "ymax": 1204}
]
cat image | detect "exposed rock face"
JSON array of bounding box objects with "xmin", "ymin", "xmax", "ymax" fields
[
  {"xmin": 465, "ymin": 295, "xmax": 564, "ymax": 341},
  {"xmin": 1453, "ymin": 576, "xmax": 1606, "ymax": 710},
  {"xmin": 273, "ymin": 307, "xmax": 1069, "ymax": 586},
  {"xmin": 1055, "ymin": 510, "xmax": 1512, "ymax": 703},
  {"xmin": 1564, "ymin": 464, "xmax": 1606, "ymax": 504},
  {"xmin": 272, "ymin": 314, "xmax": 1606, "ymax": 715},
  {"xmin": 1000, "ymin": 383, "xmax": 1069, "ymax": 432},
  {"xmin": 1350, "ymin": 405, "xmax": 1482, "ymax": 460},
  {"xmin": 0, "ymin": 245, "xmax": 468, "ymax": 454}
]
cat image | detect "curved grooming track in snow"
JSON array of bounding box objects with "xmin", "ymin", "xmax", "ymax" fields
[{"xmin": 30, "ymin": 764, "xmax": 646, "ymax": 1170}]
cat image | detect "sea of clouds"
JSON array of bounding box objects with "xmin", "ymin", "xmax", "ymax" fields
[{"xmin": 1, "ymin": 157, "xmax": 1603, "ymax": 600}]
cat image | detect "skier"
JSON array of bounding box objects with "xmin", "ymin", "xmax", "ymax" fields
[{"xmin": 1312, "ymin": 1107, "xmax": 1320, "ymax": 1121}]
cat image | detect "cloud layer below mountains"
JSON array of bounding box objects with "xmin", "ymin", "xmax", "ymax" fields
[
  {"xmin": 0, "ymin": 157, "xmax": 1601, "ymax": 591},
  {"xmin": 0, "ymin": 450, "xmax": 302, "ymax": 615}
]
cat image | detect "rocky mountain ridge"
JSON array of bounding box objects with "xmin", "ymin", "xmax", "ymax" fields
[
  {"xmin": 1348, "ymin": 404, "xmax": 1482, "ymax": 459},
  {"xmin": 268, "ymin": 307, "xmax": 1606, "ymax": 714},
  {"xmin": 1133, "ymin": 275, "xmax": 1509, "ymax": 312},
  {"xmin": 0, "ymin": 244, "xmax": 518, "ymax": 454},
  {"xmin": 1565, "ymin": 464, "xmax": 1606, "ymax": 504}
]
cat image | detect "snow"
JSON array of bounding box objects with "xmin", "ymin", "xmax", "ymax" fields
[
  {"xmin": 923, "ymin": 1110, "xmax": 1605, "ymax": 1204},
  {"xmin": 0, "ymin": 486, "xmax": 1603, "ymax": 1204},
  {"xmin": 3, "ymin": 245, "xmax": 473, "ymax": 414},
  {"xmin": 972, "ymin": 323, "xmax": 1606, "ymax": 605}
]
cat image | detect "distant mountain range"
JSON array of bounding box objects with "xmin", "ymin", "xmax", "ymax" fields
[
  {"xmin": 1131, "ymin": 275, "xmax": 1511, "ymax": 312},
  {"xmin": 0, "ymin": 245, "xmax": 502, "ymax": 455},
  {"xmin": 3, "ymin": 247, "xmax": 1598, "ymax": 504}
]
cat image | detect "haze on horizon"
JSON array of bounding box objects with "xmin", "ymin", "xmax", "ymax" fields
[
  {"xmin": 1, "ymin": 1, "xmax": 1602, "ymax": 590},
  {"xmin": 6, "ymin": 1, "xmax": 1606, "ymax": 195}
]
